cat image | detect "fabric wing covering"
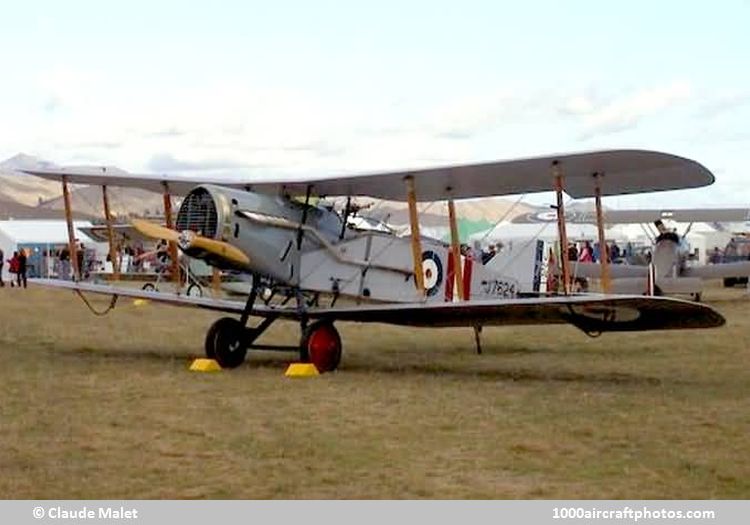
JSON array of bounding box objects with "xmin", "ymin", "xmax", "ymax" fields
[
  {"xmin": 34, "ymin": 280, "xmax": 725, "ymax": 333},
  {"xmin": 23, "ymin": 149, "xmax": 713, "ymax": 201}
]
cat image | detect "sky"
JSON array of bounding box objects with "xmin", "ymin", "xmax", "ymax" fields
[{"xmin": 1, "ymin": 0, "xmax": 749, "ymax": 208}]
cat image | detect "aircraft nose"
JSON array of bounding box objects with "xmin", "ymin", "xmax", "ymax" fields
[{"xmin": 178, "ymin": 230, "xmax": 196, "ymax": 250}]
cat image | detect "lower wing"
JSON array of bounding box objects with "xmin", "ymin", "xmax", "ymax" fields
[
  {"xmin": 573, "ymin": 262, "xmax": 649, "ymax": 279},
  {"xmin": 32, "ymin": 279, "xmax": 725, "ymax": 333},
  {"xmin": 682, "ymin": 261, "xmax": 750, "ymax": 280}
]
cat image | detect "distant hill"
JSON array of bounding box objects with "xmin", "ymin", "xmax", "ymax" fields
[
  {"xmin": 0, "ymin": 198, "xmax": 93, "ymax": 220},
  {"xmin": 37, "ymin": 186, "xmax": 165, "ymax": 218},
  {"xmin": 0, "ymin": 154, "xmax": 163, "ymax": 219},
  {"xmin": 0, "ymin": 154, "xmax": 63, "ymax": 206}
]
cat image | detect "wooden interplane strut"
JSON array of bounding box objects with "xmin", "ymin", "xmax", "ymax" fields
[
  {"xmin": 552, "ymin": 161, "xmax": 571, "ymax": 294},
  {"xmin": 405, "ymin": 176, "xmax": 425, "ymax": 295}
]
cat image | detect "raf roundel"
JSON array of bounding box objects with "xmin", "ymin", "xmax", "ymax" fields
[{"xmin": 421, "ymin": 250, "xmax": 443, "ymax": 297}]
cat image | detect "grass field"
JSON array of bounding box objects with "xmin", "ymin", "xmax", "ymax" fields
[{"xmin": 0, "ymin": 284, "xmax": 749, "ymax": 499}]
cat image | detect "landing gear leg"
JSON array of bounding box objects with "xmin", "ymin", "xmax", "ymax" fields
[{"xmin": 473, "ymin": 325, "xmax": 483, "ymax": 355}]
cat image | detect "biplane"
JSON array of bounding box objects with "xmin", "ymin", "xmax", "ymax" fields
[
  {"xmin": 23, "ymin": 149, "xmax": 726, "ymax": 372},
  {"xmin": 512, "ymin": 207, "xmax": 750, "ymax": 300}
]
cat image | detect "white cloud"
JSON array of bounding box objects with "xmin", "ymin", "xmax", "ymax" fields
[
  {"xmin": 693, "ymin": 90, "xmax": 750, "ymax": 118},
  {"xmin": 574, "ymin": 82, "xmax": 693, "ymax": 139}
]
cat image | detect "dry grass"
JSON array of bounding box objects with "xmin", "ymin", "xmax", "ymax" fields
[{"xmin": 0, "ymin": 283, "xmax": 749, "ymax": 499}]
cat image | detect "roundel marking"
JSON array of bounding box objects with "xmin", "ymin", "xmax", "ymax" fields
[{"xmin": 421, "ymin": 250, "xmax": 443, "ymax": 296}]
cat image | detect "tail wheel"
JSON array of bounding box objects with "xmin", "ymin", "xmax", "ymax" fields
[
  {"xmin": 300, "ymin": 321, "xmax": 342, "ymax": 373},
  {"xmin": 205, "ymin": 317, "xmax": 247, "ymax": 368}
]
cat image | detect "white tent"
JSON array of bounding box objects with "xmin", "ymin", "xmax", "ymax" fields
[
  {"xmin": 0, "ymin": 220, "xmax": 102, "ymax": 281},
  {"xmin": 469, "ymin": 220, "xmax": 631, "ymax": 245}
]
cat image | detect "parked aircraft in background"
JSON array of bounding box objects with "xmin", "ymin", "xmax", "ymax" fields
[{"xmin": 512, "ymin": 208, "xmax": 750, "ymax": 300}]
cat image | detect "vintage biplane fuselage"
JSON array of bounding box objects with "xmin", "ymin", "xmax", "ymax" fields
[{"xmin": 173, "ymin": 184, "xmax": 519, "ymax": 303}]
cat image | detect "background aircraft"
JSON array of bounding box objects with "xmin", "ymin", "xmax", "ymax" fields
[
  {"xmin": 23, "ymin": 150, "xmax": 726, "ymax": 371},
  {"xmin": 512, "ymin": 208, "xmax": 750, "ymax": 300}
]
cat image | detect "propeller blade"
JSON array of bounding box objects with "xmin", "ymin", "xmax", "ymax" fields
[
  {"xmin": 186, "ymin": 235, "xmax": 250, "ymax": 266},
  {"xmin": 131, "ymin": 219, "xmax": 180, "ymax": 242},
  {"xmin": 132, "ymin": 219, "xmax": 250, "ymax": 267}
]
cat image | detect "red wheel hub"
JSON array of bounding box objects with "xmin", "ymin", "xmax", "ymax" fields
[{"xmin": 306, "ymin": 324, "xmax": 341, "ymax": 372}]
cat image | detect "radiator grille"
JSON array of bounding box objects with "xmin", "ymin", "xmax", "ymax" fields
[{"xmin": 176, "ymin": 187, "xmax": 219, "ymax": 238}]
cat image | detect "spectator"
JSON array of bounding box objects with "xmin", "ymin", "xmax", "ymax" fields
[
  {"xmin": 610, "ymin": 241, "xmax": 621, "ymax": 262},
  {"xmin": 59, "ymin": 245, "xmax": 71, "ymax": 280},
  {"xmin": 579, "ymin": 241, "xmax": 594, "ymax": 262},
  {"xmin": 77, "ymin": 241, "xmax": 86, "ymax": 279},
  {"xmin": 8, "ymin": 251, "xmax": 19, "ymax": 287},
  {"xmin": 0, "ymin": 246, "xmax": 4, "ymax": 287},
  {"xmin": 17, "ymin": 250, "xmax": 27, "ymax": 288},
  {"xmin": 567, "ymin": 243, "xmax": 578, "ymax": 261}
]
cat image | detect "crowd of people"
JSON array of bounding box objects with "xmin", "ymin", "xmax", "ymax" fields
[
  {"xmin": 0, "ymin": 247, "xmax": 28, "ymax": 288},
  {"xmin": 0, "ymin": 238, "xmax": 179, "ymax": 288},
  {"xmin": 566, "ymin": 240, "xmax": 634, "ymax": 263}
]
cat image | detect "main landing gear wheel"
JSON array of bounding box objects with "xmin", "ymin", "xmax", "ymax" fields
[
  {"xmin": 300, "ymin": 321, "xmax": 342, "ymax": 373},
  {"xmin": 142, "ymin": 283, "xmax": 156, "ymax": 292},
  {"xmin": 205, "ymin": 317, "xmax": 248, "ymax": 368}
]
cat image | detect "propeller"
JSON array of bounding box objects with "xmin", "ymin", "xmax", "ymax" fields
[
  {"xmin": 131, "ymin": 218, "xmax": 179, "ymax": 242},
  {"xmin": 131, "ymin": 219, "xmax": 250, "ymax": 267}
]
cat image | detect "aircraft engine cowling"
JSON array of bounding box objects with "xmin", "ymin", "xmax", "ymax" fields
[
  {"xmin": 173, "ymin": 185, "xmax": 239, "ymax": 268},
  {"xmin": 173, "ymin": 184, "xmax": 298, "ymax": 281},
  {"xmin": 176, "ymin": 185, "xmax": 230, "ymax": 241}
]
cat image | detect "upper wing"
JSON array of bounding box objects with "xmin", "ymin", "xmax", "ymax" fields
[
  {"xmin": 514, "ymin": 207, "xmax": 750, "ymax": 224},
  {"xmin": 20, "ymin": 167, "xmax": 248, "ymax": 196},
  {"xmin": 31, "ymin": 279, "xmax": 724, "ymax": 332},
  {"xmin": 22, "ymin": 149, "xmax": 713, "ymax": 201}
]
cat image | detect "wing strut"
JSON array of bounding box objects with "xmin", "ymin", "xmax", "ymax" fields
[
  {"xmin": 405, "ymin": 176, "xmax": 425, "ymax": 295},
  {"xmin": 593, "ymin": 172, "xmax": 611, "ymax": 293},
  {"xmin": 161, "ymin": 182, "xmax": 181, "ymax": 293},
  {"xmin": 212, "ymin": 267, "xmax": 222, "ymax": 297},
  {"xmin": 61, "ymin": 175, "xmax": 80, "ymax": 281},
  {"xmin": 101, "ymin": 184, "xmax": 120, "ymax": 281},
  {"xmin": 447, "ymin": 199, "xmax": 464, "ymax": 300},
  {"xmin": 552, "ymin": 161, "xmax": 571, "ymax": 294}
]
